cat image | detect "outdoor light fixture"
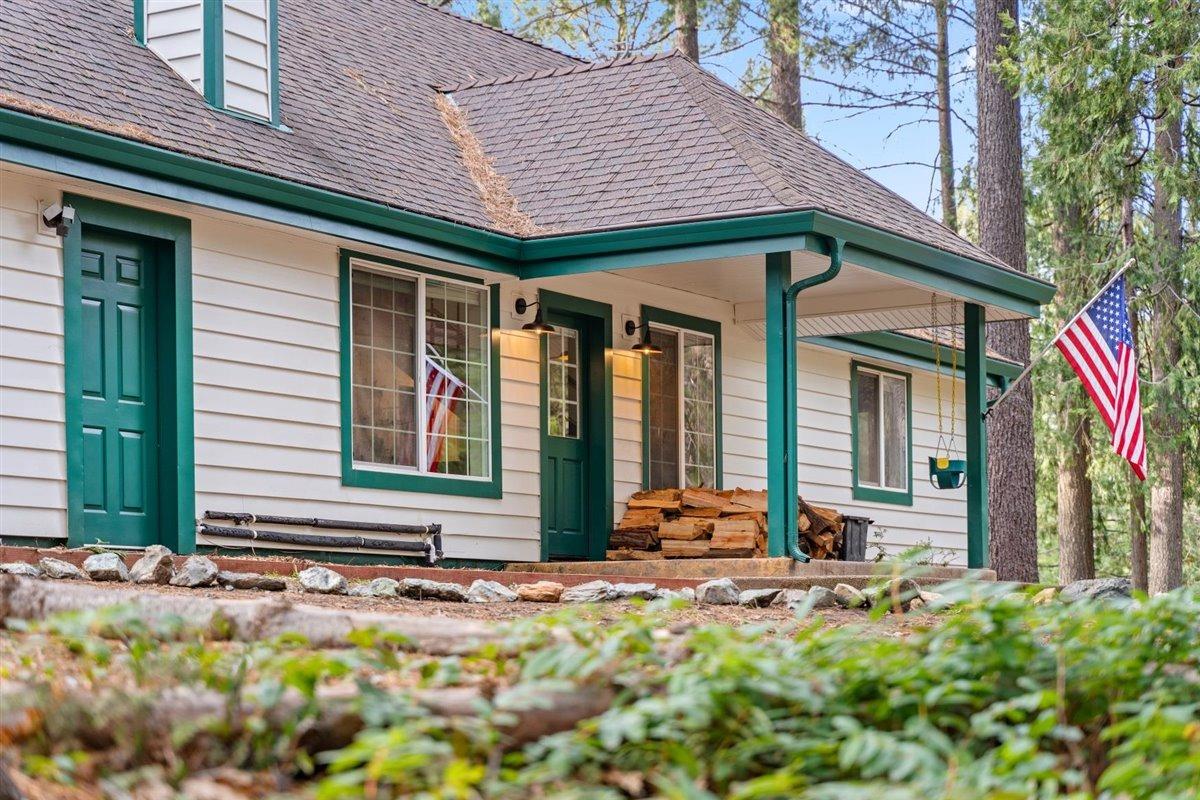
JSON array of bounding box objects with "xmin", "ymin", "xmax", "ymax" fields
[
  {"xmin": 625, "ymin": 319, "xmax": 662, "ymax": 355},
  {"xmin": 515, "ymin": 297, "xmax": 555, "ymax": 334}
]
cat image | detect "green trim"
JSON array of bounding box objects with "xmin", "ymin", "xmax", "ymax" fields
[
  {"xmin": 764, "ymin": 252, "xmax": 791, "ymax": 557},
  {"xmin": 964, "ymin": 303, "xmax": 990, "ymax": 568},
  {"xmin": 849, "ymin": 361, "xmax": 914, "ymax": 507},
  {"xmin": 638, "ymin": 306, "xmax": 723, "ymax": 490},
  {"xmin": 805, "ymin": 331, "xmax": 1021, "ymax": 386},
  {"xmin": 63, "ymin": 194, "xmax": 196, "ymax": 553},
  {"xmin": 537, "ymin": 290, "xmax": 614, "ymax": 562},
  {"xmin": 337, "ymin": 250, "xmax": 503, "ymax": 498},
  {"xmin": 0, "ymin": 107, "xmax": 1056, "ymax": 314},
  {"xmin": 202, "ymin": 0, "xmax": 225, "ymax": 110},
  {"xmin": 268, "ymin": 0, "xmax": 281, "ymax": 125},
  {"xmin": 0, "ymin": 110, "xmax": 521, "ymax": 268},
  {"xmin": 133, "ymin": 0, "xmax": 146, "ymax": 44}
]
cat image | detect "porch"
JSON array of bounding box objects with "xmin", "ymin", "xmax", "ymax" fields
[{"xmin": 503, "ymin": 220, "xmax": 1046, "ymax": 569}]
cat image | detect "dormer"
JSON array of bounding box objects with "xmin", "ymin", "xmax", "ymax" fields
[{"xmin": 134, "ymin": 0, "xmax": 279, "ymax": 125}]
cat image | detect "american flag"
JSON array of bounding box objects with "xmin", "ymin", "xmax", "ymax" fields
[
  {"xmin": 424, "ymin": 356, "xmax": 465, "ymax": 471},
  {"xmin": 1054, "ymin": 275, "xmax": 1146, "ymax": 480}
]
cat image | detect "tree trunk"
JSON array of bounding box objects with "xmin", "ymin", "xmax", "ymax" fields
[
  {"xmin": 977, "ymin": 0, "xmax": 1038, "ymax": 582},
  {"xmin": 1147, "ymin": 57, "xmax": 1185, "ymax": 595},
  {"xmin": 935, "ymin": 0, "xmax": 957, "ymax": 232},
  {"xmin": 767, "ymin": 0, "xmax": 803, "ymax": 130},
  {"xmin": 674, "ymin": 0, "xmax": 699, "ymax": 60},
  {"xmin": 1058, "ymin": 390, "xmax": 1095, "ymax": 582}
]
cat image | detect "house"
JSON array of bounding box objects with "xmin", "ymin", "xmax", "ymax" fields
[{"xmin": 0, "ymin": 0, "xmax": 1054, "ymax": 567}]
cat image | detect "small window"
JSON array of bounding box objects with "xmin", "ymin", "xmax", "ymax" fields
[
  {"xmin": 852, "ymin": 363, "xmax": 912, "ymax": 504},
  {"xmin": 348, "ymin": 258, "xmax": 491, "ymax": 480},
  {"xmin": 645, "ymin": 315, "xmax": 719, "ymax": 490}
]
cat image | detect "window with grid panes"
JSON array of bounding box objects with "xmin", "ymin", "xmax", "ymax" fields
[
  {"xmin": 646, "ymin": 325, "xmax": 717, "ymax": 489},
  {"xmin": 349, "ymin": 260, "xmax": 491, "ymax": 479}
]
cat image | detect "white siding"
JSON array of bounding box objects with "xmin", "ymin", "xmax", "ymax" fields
[
  {"xmin": 222, "ymin": 0, "xmax": 272, "ymax": 120},
  {"xmin": 145, "ymin": 0, "xmax": 205, "ymax": 92},
  {"xmin": 0, "ymin": 172, "xmax": 68, "ymax": 539},
  {"xmin": 0, "ymin": 165, "xmax": 971, "ymax": 563}
]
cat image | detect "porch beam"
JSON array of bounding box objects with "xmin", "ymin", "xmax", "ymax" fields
[
  {"xmin": 964, "ymin": 302, "xmax": 989, "ymax": 568},
  {"xmin": 764, "ymin": 251, "xmax": 792, "ymax": 557}
]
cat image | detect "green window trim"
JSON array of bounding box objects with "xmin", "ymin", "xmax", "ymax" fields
[
  {"xmin": 849, "ymin": 360, "xmax": 913, "ymax": 506},
  {"xmin": 338, "ymin": 249, "xmax": 503, "ymax": 499},
  {"xmin": 62, "ymin": 194, "xmax": 196, "ymax": 552},
  {"xmin": 135, "ymin": 0, "xmax": 281, "ymax": 127},
  {"xmin": 639, "ymin": 306, "xmax": 723, "ymax": 490}
]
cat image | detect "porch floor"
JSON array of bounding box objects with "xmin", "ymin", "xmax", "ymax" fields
[{"xmin": 507, "ymin": 557, "xmax": 996, "ymax": 588}]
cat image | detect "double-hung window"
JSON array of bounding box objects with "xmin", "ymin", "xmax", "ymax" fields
[
  {"xmin": 851, "ymin": 362, "xmax": 912, "ymax": 504},
  {"xmin": 643, "ymin": 309, "xmax": 721, "ymax": 490},
  {"xmin": 341, "ymin": 253, "xmax": 498, "ymax": 496}
]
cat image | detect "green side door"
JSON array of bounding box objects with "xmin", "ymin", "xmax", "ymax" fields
[
  {"xmin": 543, "ymin": 320, "xmax": 591, "ymax": 558},
  {"xmin": 77, "ymin": 229, "xmax": 160, "ymax": 546}
]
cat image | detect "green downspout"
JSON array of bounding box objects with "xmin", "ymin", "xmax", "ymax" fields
[{"xmin": 783, "ymin": 236, "xmax": 845, "ymax": 562}]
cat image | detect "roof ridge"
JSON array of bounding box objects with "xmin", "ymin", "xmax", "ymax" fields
[
  {"xmin": 664, "ymin": 57, "xmax": 805, "ymax": 209},
  {"xmin": 437, "ymin": 50, "xmax": 680, "ymax": 93},
  {"xmin": 411, "ymin": 0, "xmax": 584, "ymax": 65}
]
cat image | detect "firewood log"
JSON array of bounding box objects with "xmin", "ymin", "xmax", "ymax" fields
[
  {"xmin": 660, "ymin": 539, "xmax": 711, "ymax": 558},
  {"xmin": 658, "ymin": 519, "xmax": 712, "ymax": 540}
]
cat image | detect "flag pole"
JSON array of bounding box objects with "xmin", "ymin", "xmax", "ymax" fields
[{"xmin": 984, "ymin": 258, "xmax": 1135, "ymax": 419}]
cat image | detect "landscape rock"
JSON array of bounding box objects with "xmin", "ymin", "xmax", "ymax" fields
[
  {"xmin": 217, "ymin": 571, "xmax": 286, "ymax": 592},
  {"xmin": 400, "ymin": 577, "xmax": 467, "ymax": 602},
  {"xmin": 907, "ymin": 596, "xmax": 925, "ymax": 611},
  {"xmin": 771, "ymin": 588, "xmax": 808, "ymax": 608},
  {"xmin": 82, "ymin": 552, "xmax": 129, "ymax": 582},
  {"xmin": 611, "ymin": 582, "xmax": 658, "ymax": 600},
  {"xmin": 561, "ymin": 580, "xmax": 617, "ymax": 603},
  {"xmin": 738, "ymin": 588, "xmax": 780, "ymax": 607},
  {"xmin": 0, "ymin": 562, "xmax": 41, "ymax": 578},
  {"xmin": 919, "ymin": 590, "xmax": 945, "ymax": 605},
  {"xmin": 868, "ymin": 578, "xmax": 923, "ymax": 612},
  {"xmin": 298, "ymin": 566, "xmax": 348, "ymax": 595},
  {"xmin": 806, "ymin": 585, "xmax": 839, "ymax": 609},
  {"xmin": 833, "ymin": 583, "xmax": 869, "ymax": 608},
  {"xmin": 466, "ymin": 579, "xmax": 518, "ymax": 603},
  {"xmin": 348, "ymin": 577, "xmax": 401, "ymax": 598},
  {"xmin": 39, "ymin": 557, "xmax": 85, "ymax": 580},
  {"xmin": 1060, "ymin": 578, "xmax": 1131, "ymax": 603},
  {"xmin": 129, "ymin": 545, "xmax": 174, "ymax": 585},
  {"xmin": 170, "ymin": 555, "xmax": 219, "ymax": 588},
  {"xmin": 696, "ymin": 578, "xmax": 740, "ymax": 605},
  {"xmin": 1031, "ymin": 587, "xmax": 1058, "ymax": 605},
  {"xmin": 516, "ymin": 581, "xmax": 564, "ymax": 602},
  {"xmin": 653, "ymin": 587, "xmax": 695, "ymax": 603}
]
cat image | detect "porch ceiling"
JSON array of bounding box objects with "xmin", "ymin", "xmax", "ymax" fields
[{"xmin": 609, "ymin": 251, "xmax": 1028, "ymax": 338}]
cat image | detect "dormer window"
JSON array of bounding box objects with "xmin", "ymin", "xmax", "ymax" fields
[{"xmin": 135, "ymin": 0, "xmax": 279, "ymax": 125}]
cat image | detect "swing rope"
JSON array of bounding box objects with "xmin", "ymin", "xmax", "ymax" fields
[{"xmin": 930, "ymin": 295, "xmax": 959, "ymax": 464}]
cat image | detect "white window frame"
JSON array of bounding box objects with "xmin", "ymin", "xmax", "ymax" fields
[
  {"xmin": 348, "ymin": 257, "xmax": 492, "ymax": 482},
  {"xmin": 647, "ymin": 322, "xmax": 718, "ymax": 489},
  {"xmin": 854, "ymin": 365, "xmax": 909, "ymax": 494}
]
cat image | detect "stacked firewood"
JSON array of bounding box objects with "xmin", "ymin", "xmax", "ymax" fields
[{"xmin": 607, "ymin": 489, "xmax": 845, "ymax": 560}]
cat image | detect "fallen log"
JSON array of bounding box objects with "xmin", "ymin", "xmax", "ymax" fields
[
  {"xmin": 0, "ymin": 575, "xmax": 499, "ymax": 655},
  {"xmin": 5, "ymin": 679, "xmax": 615, "ymax": 762}
]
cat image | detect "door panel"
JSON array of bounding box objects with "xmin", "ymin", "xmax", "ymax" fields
[
  {"xmin": 544, "ymin": 322, "xmax": 591, "ymax": 558},
  {"xmin": 77, "ymin": 230, "xmax": 159, "ymax": 546}
]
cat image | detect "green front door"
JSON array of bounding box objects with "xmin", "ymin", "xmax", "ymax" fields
[
  {"xmin": 77, "ymin": 229, "xmax": 159, "ymax": 546},
  {"xmin": 543, "ymin": 321, "xmax": 591, "ymax": 558}
]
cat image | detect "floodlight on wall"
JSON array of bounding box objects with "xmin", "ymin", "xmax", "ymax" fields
[
  {"xmin": 624, "ymin": 319, "xmax": 662, "ymax": 355},
  {"xmin": 515, "ymin": 297, "xmax": 555, "ymax": 334}
]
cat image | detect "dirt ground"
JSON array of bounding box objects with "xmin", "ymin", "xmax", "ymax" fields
[{"xmin": 68, "ymin": 577, "xmax": 934, "ymax": 632}]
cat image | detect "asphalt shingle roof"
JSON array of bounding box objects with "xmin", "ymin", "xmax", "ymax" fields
[{"xmin": 1, "ymin": 0, "xmax": 1009, "ymax": 271}]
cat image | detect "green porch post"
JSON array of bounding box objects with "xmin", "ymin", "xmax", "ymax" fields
[
  {"xmin": 964, "ymin": 302, "xmax": 989, "ymax": 568},
  {"xmin": 765, "ymin": 251, "xmax": 792, "ymax": 557}
]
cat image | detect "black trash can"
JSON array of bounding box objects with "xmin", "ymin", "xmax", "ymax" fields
[{"xmin": 840, "ymin": 515, "xmax": 873, "ymax": 561}]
